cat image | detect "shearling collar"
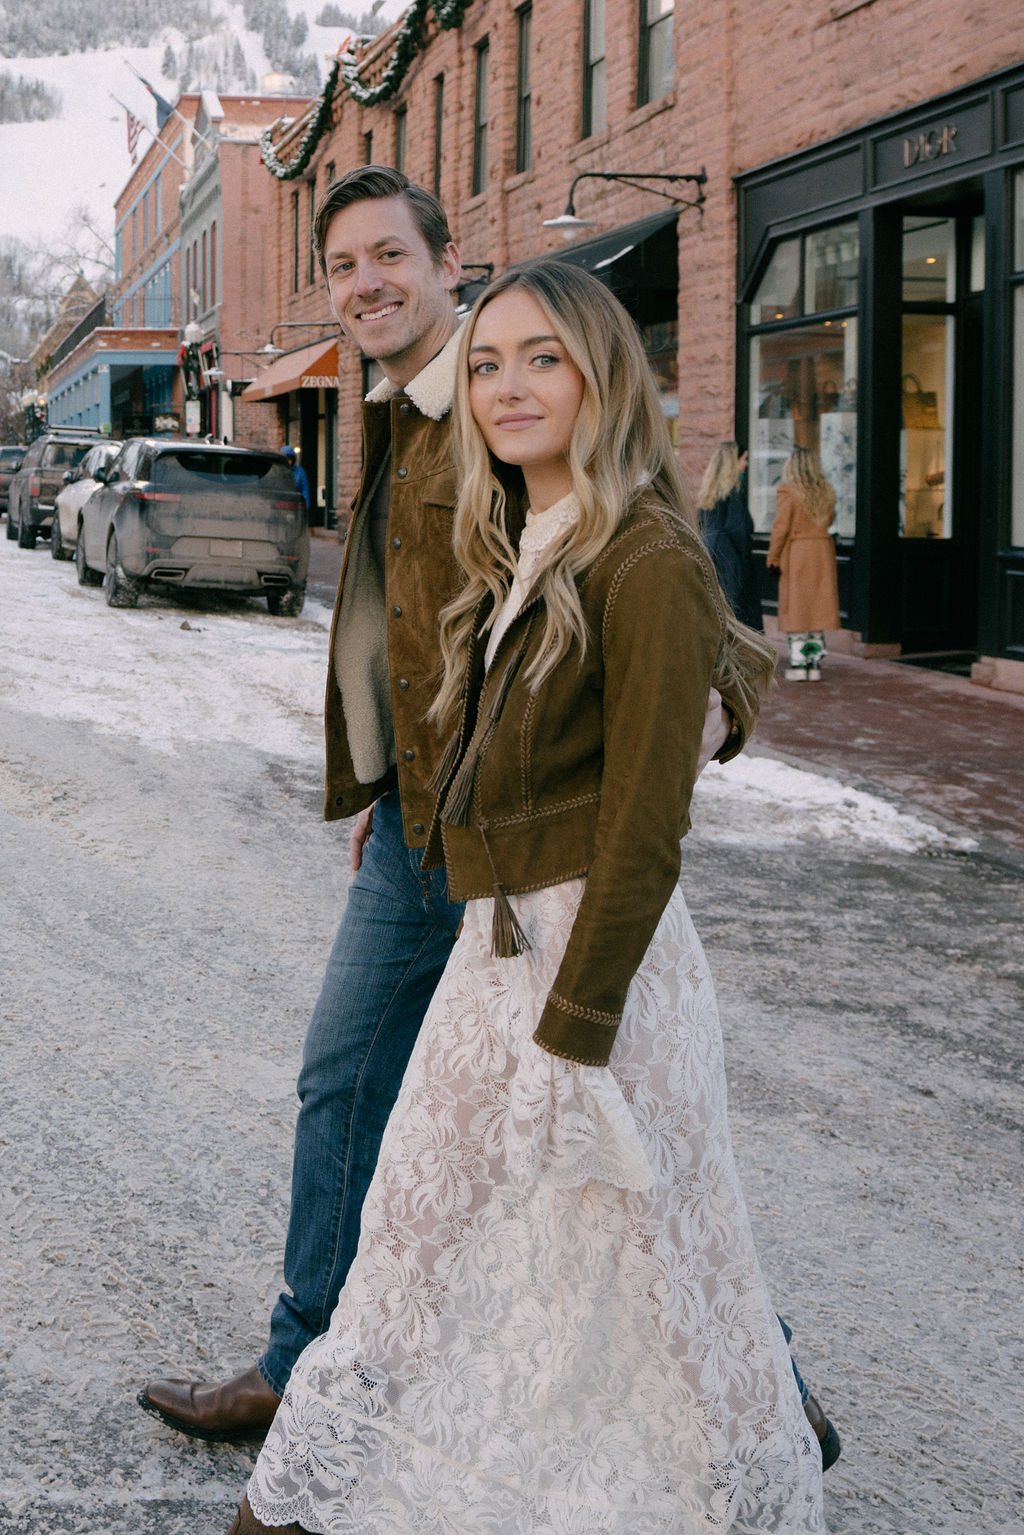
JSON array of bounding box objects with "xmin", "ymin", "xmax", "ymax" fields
[{"xmin": 363, "ymin": 319, "xmax": 464, "ymax": 421}]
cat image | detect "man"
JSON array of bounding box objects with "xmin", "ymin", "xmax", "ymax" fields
[
  {"xmin": 139, "ymin": 167, "xmax": 838, "ymax": 1471},
  {"xmin": 280, "ymin": 444, "xmax": 310, "ymax": 512}
]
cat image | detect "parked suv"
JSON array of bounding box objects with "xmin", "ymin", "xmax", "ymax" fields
[
  {"xmin": 6, "ymin": 429, "xmax": 105, "ymax": 548},
  {"xmin": 76, "ymin": 438, "xmax": 309, "ymax": 615},
  {"xmin": 51, "ymin": 440, "xmax": 121, "ymax": 561},
  {"xmin": 0, "ymin": 445, "xmax": 25, "ymax": 514}
]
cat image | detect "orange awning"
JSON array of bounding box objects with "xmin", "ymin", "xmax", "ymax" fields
[{"xmin": 241, "ymin": 337, "xmax": 339, "ymax": 400}]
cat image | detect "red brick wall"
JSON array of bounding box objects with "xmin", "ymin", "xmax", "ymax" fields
[{"xmin": 255, "ymin": 0, "xmax": 1024, "ymax": 510}]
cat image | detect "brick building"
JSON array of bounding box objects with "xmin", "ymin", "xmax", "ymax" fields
[{"xmin": 250, "ymin": 0, "xmax": 1024, "ymax": 692}]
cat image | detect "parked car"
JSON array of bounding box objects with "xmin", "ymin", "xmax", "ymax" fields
[
  {"xmin": 51, "ymin": 440, "xmax": 121, "ymax": 561},
  {"xmin": 6, "ymin": 428, "xmax": 105, "ymax": 548},
  {"xmin": 75, "ymin": 438, "xmax": 309, "ymax": 615},
  {"xmin": 0, "ymin": 444, "xmax": 25, "ymax": 514}
]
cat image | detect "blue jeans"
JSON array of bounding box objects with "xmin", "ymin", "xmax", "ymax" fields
[{"xmin": 259, "ymin": 790, "xmax": 464, "ymax": 1395}]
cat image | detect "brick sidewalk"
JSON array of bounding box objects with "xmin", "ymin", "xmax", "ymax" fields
[{"xmin": 753, "ymin": 646, "xmax": 1024, "ymax": 859}]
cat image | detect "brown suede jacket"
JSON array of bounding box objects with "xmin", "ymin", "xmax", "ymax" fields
[
  {"xmin": 323, "ymin": 331, "xmax": 470, "ymax": 846},
  {"xmin": 422, "ymin": 498, "xmax": 746, "ymax": 1067}
]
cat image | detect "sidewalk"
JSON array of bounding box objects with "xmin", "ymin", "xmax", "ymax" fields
[{"xmin": 753, "ymin": 646, "xmax": 1024, "ymax": 862}]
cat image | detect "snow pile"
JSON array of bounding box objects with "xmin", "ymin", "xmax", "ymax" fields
[
  {"xmin": 0, "ymin": 536, "xmax": 331, "ymax": 759},
  {"xmin": 692, "ymin": 752, "xmax": 977, "ymax": 854}
]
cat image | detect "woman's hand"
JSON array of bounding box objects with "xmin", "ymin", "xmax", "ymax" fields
[
  {"xmin": 349, "ymin": 802, "xmax": 376, "ymax": 872},
  {"xmin": 696, "ymin": 688, "xmax": 731, "ymax": 775}
]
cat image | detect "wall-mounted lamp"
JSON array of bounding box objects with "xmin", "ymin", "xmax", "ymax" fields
[{"xmin": 542, "ymin": 169, "xmax": 707, "ymax": 239}]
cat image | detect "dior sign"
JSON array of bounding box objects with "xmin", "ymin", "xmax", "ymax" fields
[{"xmin": 903, "ymin": 124, "xmax": 957, "ymax": 167}]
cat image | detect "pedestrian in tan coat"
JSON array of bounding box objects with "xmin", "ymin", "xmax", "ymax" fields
[{"xmin": 766, "ymin": 447, "xmax": 840, "ymax": 679}]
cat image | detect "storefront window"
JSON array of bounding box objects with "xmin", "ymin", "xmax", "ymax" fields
[
  {"xmin": 900, "ymin": 313, "xmax": 953, "ymax": 539},
  {"xmin": 804, "ymin": 221, "xmax": 859, "ymax": 313},
  {"xmin": 748, "ymin": 318, "xmax": 858, "ymax": 536},
  {"xmin": 641, "ymin": 319, "xmax": 679, "ymax": 442},
  {"xmin": 751, "ymin": 239, "xmax": 800, "ymax": 325},
  {"xmin": 902, "ymin": 216, "xmax": 956, "ymax": 302},
  {"xmin": 1015, "ymin": 169, "xmax": 1024, "ymax": 271}
]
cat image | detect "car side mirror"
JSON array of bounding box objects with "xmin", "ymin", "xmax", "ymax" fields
[{"xmin": 62, "ymin": 469, "xmax": 74, "ymax": 484}]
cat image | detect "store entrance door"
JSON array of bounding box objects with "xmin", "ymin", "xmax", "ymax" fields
[{"xmin": 896, "ymin": 207, "xmax": 983, "ymax": 659}]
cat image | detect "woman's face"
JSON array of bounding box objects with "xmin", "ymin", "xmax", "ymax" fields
[{"xmin": 467, "ymin": 288, "xmax": 585, "ymax": 510}]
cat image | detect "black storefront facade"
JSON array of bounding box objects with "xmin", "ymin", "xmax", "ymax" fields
[{"xmin": 735, "ymin": 59, "xmax": 1024, "ymax": 691}]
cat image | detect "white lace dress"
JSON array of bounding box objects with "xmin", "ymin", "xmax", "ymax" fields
[{"xmin": 246, "ymin": 498, "xmax": 826, "ymax": 1534}]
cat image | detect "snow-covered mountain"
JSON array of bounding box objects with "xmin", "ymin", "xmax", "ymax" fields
[{"xmin": 0, "ymin": 0, "xmax": 402, "ymax": 258}]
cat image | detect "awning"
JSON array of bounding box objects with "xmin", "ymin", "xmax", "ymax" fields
[
  {"xmin": 553, "ymin": 209, "xmax": 678, "ymax": 325},
  {"xmin": 241, "ymin": 337, "xmax": 339, "ymax": 400}
]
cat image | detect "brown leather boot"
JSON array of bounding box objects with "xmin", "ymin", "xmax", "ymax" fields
[
  {"xmin": 803, "ymin": 1391, "xmax": 842, "ymax": 1470},
  {"xmin": 138, "ymin": 1363, "xmax": 281, "ymax": 1442}
]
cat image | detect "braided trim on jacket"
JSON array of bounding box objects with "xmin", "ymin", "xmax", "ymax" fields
[
  {"xmin": 482, "ymin": 791, "xmax": 601, "ymax": 830},
  {"xmin": 547, "ymin": 990, "xmax": 621, "ymax": 1027}
]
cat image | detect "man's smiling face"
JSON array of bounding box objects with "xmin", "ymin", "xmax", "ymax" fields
[{"xmin": 322, "ymin": 195, "xmax": 461, "ymax": 390}]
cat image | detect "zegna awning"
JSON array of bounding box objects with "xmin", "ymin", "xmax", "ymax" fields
[
  {"xmin": 553, "ymin": 208, "xmax": 678, "ymax": 325},
  {"xmin": 241, "ymin": 337, "xmax": 339, "ymax": 400}
]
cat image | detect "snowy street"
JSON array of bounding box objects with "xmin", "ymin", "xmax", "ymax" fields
[{"xmin": 0, "ymin": 533, "xmax": 1021, "ymax": 1533}]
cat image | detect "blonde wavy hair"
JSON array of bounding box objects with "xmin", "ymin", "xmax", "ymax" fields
[
  {"xmin": 697, "ymin": 441, "xmax": 742, "ymax": 512},
  {"xmin": 430, "ymin": 261, "xmax": 775, "ymax": 729},
  {"xmin": 782, "ymin": 446, "xmax": 836, "ymax": 528}
]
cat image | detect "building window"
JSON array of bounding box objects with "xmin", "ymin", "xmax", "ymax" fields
[
  {"xmin": 638, "ymin": 0, "xmax": 674, "ymax": 106},
  {"xmin": 153, "ymin": 172, "xmax": 161, "ymax": 231},
  {"xmin": 363, "ymin": 130, "xmax": 373, "ymax": 164},
  {"xmin": 292, "ymin": 189, "xmax": 300, "ymax": 293},
  {"xmin": 184, "ymin": 247, "xmax": 190, "ymax": 319},
  {"xmin": 472, "ymin": 39, "xmax": 489, "ymax": 196},
  {"xmin": 210, "ymin": 221, "xmax": 217, "ymax": 309},
  {"xmin": 515, "ymin": 6, "xmax": 532, "ymax": 175},
  {"xmin": 201, "ymin": 229, "xmax": 208, "ymax": 312},
  {"xmin": 747, "ymin": 219, "xmax": 860, "ymax": 539},
  {"xmin": 308, "ymin": 177, "xmax": 317, "ymax": 287},
  {"xmin": 433, "ymin": 75, "xmax": 444, "ymax": 196},
  {"xmin": 394, "ymin": 105, "xmax": 407, "ymax": 173},
  {"xmin": 192, "ymin": 240, "xmax": 199, "ymax": 315},
  {"xmin": 142, "ymin": 191, "xmax": 149, "ymax": 250},
  {"xmin": 115, "ymin": 229, "xmax": 122, "ymax": 280},
  {"xmin": 325, "ymin": 160, "xmax": 335, "ymax": 184},
  {"xmin": 900, "ymin": 217, "xmax": 955, "ymax": 542},
  {"xmin": 582, "ymin": 0, "xmax": 606, "ymax": 139}
]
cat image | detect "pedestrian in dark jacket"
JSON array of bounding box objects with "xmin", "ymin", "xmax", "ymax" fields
[{"xmin": 696, "ymin": 440, "xmax": 763, "ymax": 631}]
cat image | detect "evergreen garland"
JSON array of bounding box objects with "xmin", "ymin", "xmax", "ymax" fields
[
  {"xmin": 260, "ymin": 58, "xmax": 341, "ymax": 179},
  {"xmin": 260, "ymin": 0, "xmax": 472, "ymax": 176}
]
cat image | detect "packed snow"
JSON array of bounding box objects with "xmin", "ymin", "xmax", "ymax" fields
[{"xmin": 0, "ymin": 534, "xmax": 976, "ymax": 854}]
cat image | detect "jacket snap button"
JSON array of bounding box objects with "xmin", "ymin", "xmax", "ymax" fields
[
  {"xmin": 398, "ymin": 402, "xmax": 411, "ymax": 414},
  {"xmin": 391, "ymin": 536, "xmax": 402, "ymax": 549},
  {"xmin": 392, "ymin": 604, "xmax": 402, "ymax": 617},
  {"xmin": 335, "ymin": 795, "xmax": 344, "ymax": 806},
  {"xmin": 412, "ymin": 822, "xmax": 425, "ymax": 835},
  {"xmin": 403, "ymin": 748, "xmax": 415, "ymax": 762},
  {"xmin": 396, "ymin": 465, "xmax": 408, "ymax": 478},
  {"xmin": 397, "ymin": 677, "xmax": 409, "ymax": 690}
]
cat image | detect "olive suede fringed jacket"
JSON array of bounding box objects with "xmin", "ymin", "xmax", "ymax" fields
[{"xmin": 422, "ymin": 498, "xmax": 740, "ymax": 1068}]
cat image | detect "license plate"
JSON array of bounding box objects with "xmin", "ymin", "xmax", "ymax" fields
[{"xmin": 211, "ymin": 539, "xmax": 244, "ymax": 558}]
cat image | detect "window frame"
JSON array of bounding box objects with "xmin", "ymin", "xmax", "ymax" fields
[
  {"xmin": 472, "ymin": 39, "xmax": 489, "ymax": 197},
  {"xmin": 515, "ymin": 5, "xmax": 532, "ymax": 175},
  {"xmin": 582, "ymin": 0, "xmax": 607, "ymax": 139}
]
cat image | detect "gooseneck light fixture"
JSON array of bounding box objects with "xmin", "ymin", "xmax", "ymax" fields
[{"xmin": 542, "ymin": 169, "xmax": 707, "ymax": 238}]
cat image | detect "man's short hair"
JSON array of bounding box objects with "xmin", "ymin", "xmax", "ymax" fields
[{"xmin": 313, "ymin": 166, "xmax": 453, "ymax": 274}]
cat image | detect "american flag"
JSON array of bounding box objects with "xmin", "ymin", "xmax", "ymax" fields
[{"xmin": 126, "ymin": 108, "xmax": 143, "ymax": 163}]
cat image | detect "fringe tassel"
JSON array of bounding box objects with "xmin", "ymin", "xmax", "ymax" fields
[
  {"xmin": 490, "ymin": 883, "xmax": 531, "ymax": 957},
  {"xmin": 441, "ymin": 740, "xmax": 480, "ymax": 826},
  {"xmin": 426, "ymin": 729, "xmax": 464, "ymax": 798}
]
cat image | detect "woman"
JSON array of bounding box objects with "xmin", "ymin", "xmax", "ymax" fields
[
  {"xmin": 231, "ymin": 264, "xmax": 824, "ymax": 1533},
  {"xmin": 766, "ymin": 448, "xmax": 840, "ymax": 680},
  {"xmin": 697, "ymin": 440, "xmax": 764, "ymax": 631}
]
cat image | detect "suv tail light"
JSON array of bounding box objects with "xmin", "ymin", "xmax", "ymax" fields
[
  {"xmin": 134, "ymin": 490, "xmax": 182, "ymax": 502},
  {"xmin": 29, "ymin": 473, "xmax": 40, "ymax": 497}
]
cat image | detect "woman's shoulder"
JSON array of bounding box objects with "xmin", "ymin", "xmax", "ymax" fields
[{"xmin": 584, "ymin": 497, "xmax": 722, "ymax": 608}]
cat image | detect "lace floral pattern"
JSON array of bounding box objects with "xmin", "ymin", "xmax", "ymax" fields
[
  {"xmin": 484, "ymin": 492, "xmax": 580, "ymax": 670},
  {"xmin": 247, "ymin": 881, "xmax": 825, "ymax": 1533}
]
